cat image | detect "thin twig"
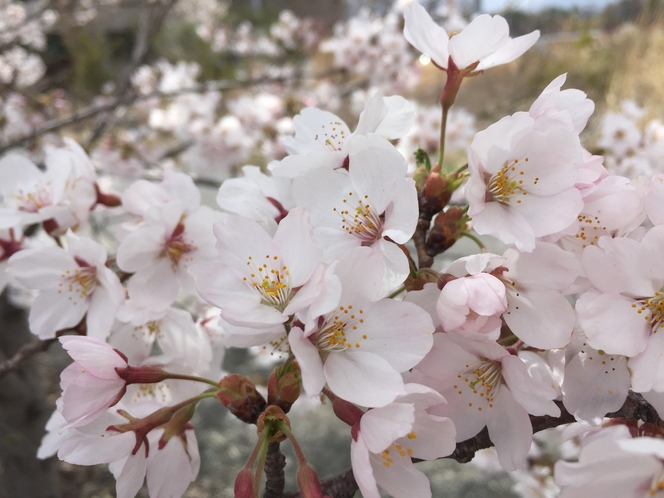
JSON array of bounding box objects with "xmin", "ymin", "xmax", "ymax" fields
[
  {"xmin": 0, "ymin": 70, "xmax": 343, "ymax": 155},
  {"xmin": 0, "ymin": 338, "xmax": 56, "ymax": 380},
  {"xmin": 84, "ymin": 0, "xmax": 178, "ymax": 149}
]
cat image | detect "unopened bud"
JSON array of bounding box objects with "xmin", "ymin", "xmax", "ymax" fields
[
  {"xmin": 115, "ymin": 365, "xmax": 169, "ymax": 385},
  {"xmin": 426, "ymin": 206, "xmax": 469, "ymax": 257},
  {"xmin": 419, "ymin": 165, "xmax": 453, "ymax": 218},
  {"xmin": 216, "ymin": 374, "xmax": 267, "ymax": 424},
  {"xmin": 256, "ymin": 405, "xmax": 290, "ymax": 443},
  {"xmin": 268, "ymin": 362, "xmax": 302, "ymax": 412},
  {"xmin": 297, "ymin": 463, "xmax": 329, "ymax": 498},
  {"xmin": 234, "ymin": 468, "xmax": 257, "ymax": 498}
]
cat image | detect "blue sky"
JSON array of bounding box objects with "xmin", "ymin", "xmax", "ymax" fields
[{"xmin": 482, "ymin": 0, "xmax": 614, "ymax": 12}]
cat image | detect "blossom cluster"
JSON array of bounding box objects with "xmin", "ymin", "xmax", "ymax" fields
[{"xmin": 1, "ymin": 2, "xmax": 664, "ymax": 498}]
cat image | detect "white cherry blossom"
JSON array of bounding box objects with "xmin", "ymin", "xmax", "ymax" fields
[
  {"xmin": 403, "ymin": 1, "xmax": 539, "ymax": 72},
  {"xmin": 8, "ymin": 232, "xmax": 125, "ymax": 339}
]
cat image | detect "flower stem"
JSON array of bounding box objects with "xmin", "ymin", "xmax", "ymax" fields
[
  {"xmin": 461, "ymin": 231, "xmax": 487, "ymax": 253},
  {"xmin": 438, "ymin": 103, "xmax": 450, "ymax": 169},
  {"xmin": 161, "ymin": 373, "xmax": 220, "ymax": 387},
  {"xmin": 387, "ymin": 286, "xmax": 406, "ymax": 299}
]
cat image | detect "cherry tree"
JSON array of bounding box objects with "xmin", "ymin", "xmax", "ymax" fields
[{"xmin": 2, "ymin": 1, "xmax": 664, "ymax": 498}]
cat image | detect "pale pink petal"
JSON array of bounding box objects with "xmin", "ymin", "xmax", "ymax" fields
[
  {"xmin": 60, "ymin": 336, "xmax": 126, "ymax": 375},
  {"xmin": 476, "ymin": 30, "xmax": 540, "ymax": 71},
  {"xmin": 501, "ymin": 355, "xmax": 559, "ymax": 417},
  {"xmin": 126, "ymin": 258, "xmax": 180, "ymax": 311},
  {"xmin": 29, "ymin": 290, "xmax": 88, "ymax": 339},
  {"xmin": 324, "ymin": 351, "xmax": 406, "ymax": 407},
  {"xmin": 406, "ymin": 413, "xmax": 456, "ymax": 460},
  {"xmin": 374, "ymin": 95, "xmax": 415, "ymax": 139},
  {"xmin": 345, "ymin": 299, "xmax": 434, "ymax": 372},
  {"xmin": 269, "ymin": 151, "xmax": 346, "ymax": 177},
  {"xmin": 212, "ymin": 214, "xmax": 274, "ymax": 272},
  {"xmin": 289, "ymin": 327, "xmax": 326, "ymax": 397},
  {"xmin": 349, "ymin": 134, "xmax": 408, "ymax": 214},
  {"xmin": 146, "ymin": 436, "xmax": 197, "ymax": 498},
  {"xmin": 448, "ymin": 15, "xmax": 509, "ymax": 69},
  {"xmin": 582, "ymin": 236, "xmax": 661, "ymax": 297},
  {"xmin": 273, "ymin": 207, "xmax": 322, "ymax": 286},
  {"xmin": 116, "ymin": 225, "xmax": 165, "ymax": 273},
  {"xmin": 562, "ymin": 351, "xmax": 629, "ymax": 424},
  {"xmin": 576, "ymin": 292, "xmax": 649, "ymax": 357},
  {"xmin": 115, "ymin": 452, "xmax": 147, "ymax": 498},
  {"xmin": 486, "ymin": 387, "xmax": 532, "ymax": 471},
  {"xmin": 371, "ymin": 455, "xmax": 432, "ymax": 498},
  {"xmin": 360, "ymin": 403, "xmax": 414, "ymax": 453},
  {"xmin": 350, "ymin": 438, "xmax": 381, "ymax": 498},
  {"xmin": 381, "ymin": 178, "xmax": 418, "ymax": 244},
  {"xmin": 8, "ymin": 246, "xmax": 77, "ymax": 289},
  {"xmin": 628, "ymin": 330, "xmax": 664, "ymax": 393},
  {"xmin": 504, "ymin": 288, "xmax": 574, "ymax": 349},
  {"xmin": 58, "ymin": 431, "xmax": 136, "ymax": 465},
  {"xmin": 403, "ymin": 1, "xmax": 449, "ymax": 69}
]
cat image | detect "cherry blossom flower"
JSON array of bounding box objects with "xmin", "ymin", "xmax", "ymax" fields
[
  {"xmin": 412, "ymin": 332, "xmax": 559, "ymax": 470},
  {"xmin": 444, "ymin": 245, "xmax": 580, "ymax": 350},
  {"xmin": 351, "ymin": 384, "xmax": 456, "ymax": 498},
  {"xmin": 109, "ymin": 304, "xmax": 212, "ymax": 369},
  {"xmin": 546, "ymin": 174, "xmax": 644, "ymax": 255},
  {"xmin": 58, "ymin": 336, "xmax": 128, "ymax": 427},
  {"xmin": 8, "ymin": 231, "xmax": 125, "ymax": 339},
  {"xmin": 555, "ymin": 434, "xmax": 664, "ymax": 497},
  {"xmin": 403, "ymin": 1, "xmax": 539, "ymax": 72},
  {"xmin": 0, "ymin": 144, "xmax": 93, "ymax": 232},
  {"xmin": 58, "ymin": 402, "xmax": 200, "ymax": 498},
  {"xmin": 216, "ymin": 165, "xmax": 294, "ymax": 234},
  {"xmin": 289, "ymin": 247, "xmax": 434, "ymax": 407},
  {"xmin": 465, "ymin": 110, "xmax": 584, "ymax": 252},
  {"xmin": 190, "ymin": 207, "xmax": 324, "ymax": 329},
  {"xmin": 436, "ymin": 272, "xmax": 507, "ymax": 340},
  {"xmin": 269, "ymin": 91, "xmax": 414, "ymax": 177},
  {"xmin": 575, "ymin": 226, "xmax": 664, "ymax": 390},
  {"xmin": 293, "ymin": 133, "xmax": 417, "ymax": 290},
  {"xmin": 117, "ymin": 199, "xmax": 223, "ymax": 311},
  {"xmin": 528, "ymin": 74, "xmax": 594, "ymax": 134},
  {"xmin": 576, "ymin": 226, "xmax": 664, "ymax": 362}
]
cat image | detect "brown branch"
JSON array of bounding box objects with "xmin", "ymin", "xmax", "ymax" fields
[
  {"xmin": 263, "ymin": 441, "xmax": 287, "ymax": 498},
  {"xmin": 414, "ymin": 216, "xmax": 434, "ymax": 269},
  {"xmin": 0, "ymin": 338, "xmax": 56, "ymax": 380},
  {"xmin": 283, "ymin": 391, "xmax": 658, "ymax": 498},
  {"xmin": 84, "ymin": 0, "xmax": 178, "ymax": 149},
  {"xmin": 0, "ymin": 70, "xmax": 343, "ymax": 155}
]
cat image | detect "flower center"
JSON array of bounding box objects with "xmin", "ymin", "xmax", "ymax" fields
[
  {"xmin": 58, "ymin": 259, "xmax": 98, "ymax": 304},
  {"xmin": 633, "ymin": 291, "xmax": 664, "ymax": 332},
  {"xmin": 571, "ymin": 213, "xmax": 608, "ymax": 248},
  {"xmin": 314, "ymin": 120, "xmax": 347, "ymax": 152},
  {"xmin": 646, "ymin": 469, "xmax": 664, "ymax": 497},
  {"xmin": 316, "ymin": 305, "xmax": 366, "ymax": 352},
  {"xmin": 486, "ymin": 157, "xmax": 534, "ymax": 205},
  {"xmin": 333, "ymin": 192, "xmax": 383, "ymax": 243},
  {"xmin": 14, "ymin": 180, "xmax": 53, "ymax": 212},
  {"xmin": 453, "ymin": 359, "xmax": 503, "ymax": 411},
  {"xmin": 243, "ymin": 254, "xmax": 292, "ymax": 311},
  {"xmin": 378, "ymin": 434, "xmax": 417, "ymax": 468},
  {"xmin": 164, "ymin": 223, "xmax": 195, "ymax": 268}
]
